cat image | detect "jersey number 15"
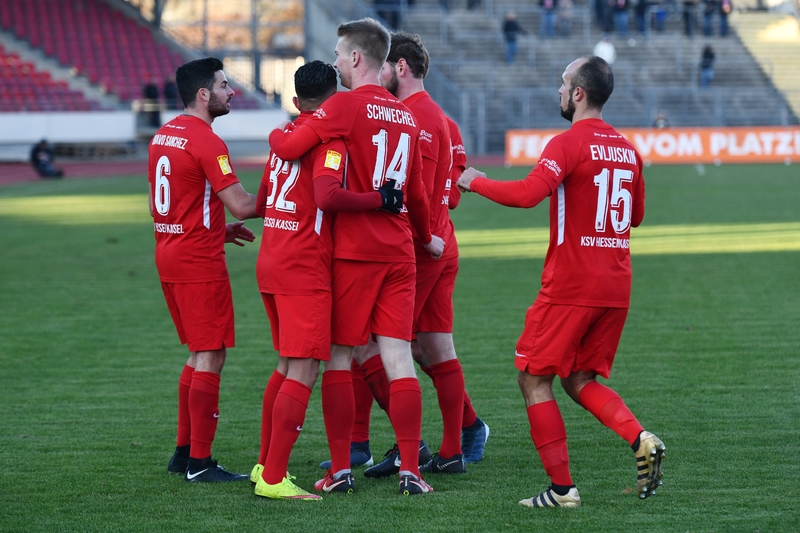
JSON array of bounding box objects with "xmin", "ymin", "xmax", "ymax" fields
[{"xmin": 593, "ymin": 168, "xmax": 633, "ymax": 234}]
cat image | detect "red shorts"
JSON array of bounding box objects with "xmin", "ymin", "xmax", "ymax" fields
[
  {"xmin": 331, "ymin": 259, "xmax": 416, "ymax": 346},
  {"xmin": 261, "ymin": 292, "xmax": 331, "ymax": 361},
  {"xmin": 514, "ymin": 300, "xmax": 628, "ymax": 379},
  {"xmin": 161, "ymin": 280, "xmax": 235, "ymax": 352},
  {"xmin": 413, "ymin": 257, "xmax": 458, "ymax": 333}
]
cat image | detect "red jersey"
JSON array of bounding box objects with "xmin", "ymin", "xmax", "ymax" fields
[
  {"xmin": 148, "ymin": 114, "xmax": 240, "ymax": 283},
  {"xmin": 255, "ymin": 112, "xmax": 345, "ymax": 294},
  {"xmin": 446, "ymin": 117, "xmax": 466, "ymax": 210},
  {"xmin": 271, "ymin": 85, "xmax": 430, "ymax": 263},
  {"xmin": 474, "ymin": 118, "xmax": 645, "ymax": 308},
  {"xmin": 405, "ymin": 91, "xmax": 458, "ymax": 262}
]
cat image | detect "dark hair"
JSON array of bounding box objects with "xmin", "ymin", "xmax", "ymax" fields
[
  {"xmin": 570, "ymin": 56, "xmax": 614, "ymax": 110},
  {"xmin": 175, "ymin": 57, "xmax": 224, "ymax": 108},
  {"xmin": 294, "ymin": 60, "xmax": 338, "ymax": 103},
  {"xmin": 337, "ymin": 18, "xmax": 390, "ymax": 70},
  {"xmin": 387, "ymin": 32, "xmax": 429, "ymax": 79}
]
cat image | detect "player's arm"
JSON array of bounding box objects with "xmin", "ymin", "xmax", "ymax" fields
[
  {"xmin": 313, "ymin": 175, "xmax": 384, "ymax": 212},
  {"xmin": 448, "ymin": 164, "xmax": 465, "ymax": 209},
  {"xmin": 406, "ymin": 153, "xmax": 444, "ymax": 258},
  {"xmin": 254, "ymin": 170, "xmax": 269, "ymax": 219},
  {"xmin": 632, "ymin": 169, "xmax": 646, "ymax": 227},
  {"xmin": 457, "ymin": 167, "xmax": 551, "ymax": 208},
  {"xmin": 269, "ymin": 124, "xmax": 322, "ymax": 162},
  {"xmin": 217, "ymin": 182, "xmax": 258, "ymax": 220}
]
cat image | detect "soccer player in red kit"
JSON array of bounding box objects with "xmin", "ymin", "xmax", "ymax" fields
[
  {"xmin": 458, "ymin": 56, "xmax": 665, "ymax": 507},
  {"xmin": 356, "ymin": 31, "xmax": 490, "ymax": 478},
  {"xmin": 268, "ymin": 18, "xmax": 444, "ymax": 496},
  {"xmin": 149, "ymin": 57, "xmax": 257, "ymax": 483},
  {"xmin": 250, "ymin": 61, "xmax": 403, "ymax": 500}
]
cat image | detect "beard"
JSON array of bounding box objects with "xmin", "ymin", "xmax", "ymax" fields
[
  {"xmin": 384, "ymin": 69, "xmax": 399, "ymax": 97},
  {"xmin": 560, "ymin": 91, "xmax": 575, "ymax": 122},
  {"xmin": 208, "ymin": 91, "xmax": 230, "ymax": 117}
]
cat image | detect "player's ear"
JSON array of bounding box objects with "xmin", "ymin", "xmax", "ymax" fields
[{"xmin": 292, "ymin": 96, "xmax": 300, "ymax": 112}]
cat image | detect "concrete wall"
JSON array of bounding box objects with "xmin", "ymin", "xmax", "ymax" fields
[{"xmin": 0, "ymin": 109, "xmax": 288, "ymax": 161}]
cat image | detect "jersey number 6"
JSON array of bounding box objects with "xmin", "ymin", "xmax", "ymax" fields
[{"xmin": 155, "ymin": 155, "xmax": 171, "ymax": 216}]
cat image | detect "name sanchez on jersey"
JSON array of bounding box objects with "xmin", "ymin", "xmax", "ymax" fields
[
  {"xmin": 366, "ymin": 104, "xmax": 416, "ymax": 127},
  {"xmin": 264, "ymin": 216, "xmax": 299, "ymax": 232},
  {"xmin": 151, "ymin": 134, "xmax": 188, "ymax": 150},
  {"xmin": 589, "ymin": 144, "xmax": 637, "ymax": 165}
]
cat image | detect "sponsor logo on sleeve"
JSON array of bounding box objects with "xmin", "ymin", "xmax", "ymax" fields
[
  {"xmin": 324, "ymin": 150, "xmax": 342, "ymax": 170},
  {"xmin": 217, "ymin": 155, "xmax": 232, "ymax": 175}
]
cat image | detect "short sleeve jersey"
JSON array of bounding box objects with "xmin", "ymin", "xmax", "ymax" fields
[
  {"xmin": 256, "ymin": 112, "xmax": 344, "ymax": 295},
  {"xmin": 148, "ymin": 114, "xmax": 240, "ymax": 283},
  {"xmin": 300, "ymin": 85, "xmax": 423, "ymax": 263},
  {"xmin": 405, "ymin": 91, "xmax": 458, "ymax": 262},
  {"xmin": 446, "ymin": 117, "xmax": 466, "ymax": 209},
  {"xmin": 532, "ymin": 118, "xmax": 645, "ymax": 308}
]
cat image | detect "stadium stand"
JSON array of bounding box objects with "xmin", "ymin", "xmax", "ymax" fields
[
  {"xmin": 0, "ymin": 44, "xmax": 100, "ymax": 112},
  {"xmin": 0, "ymin": 0, "xmax": 262, "ymax": 109},
  {"xmin": 383, "ymin": 0, "xmax": 799, "ymax": 153}
]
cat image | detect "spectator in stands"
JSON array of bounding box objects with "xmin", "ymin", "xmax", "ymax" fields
[
  {"xmin": 614, "ymin": 0, "xmax": 631, "ymax": 36},
  {"xmin": 558, "ymin": 0, "xmax": 574, "ymax": 37},
  {"xmin": 653, "ymin": 112, "xmax": 670, "ymax": 128},
  {"xmin": 634, "ymin": 0, "xmax": 649, "ymax": 34},
  {"xmin": 143, "ymin": 77, "xmax": 161, "ymax": 127},
  {"xmin": 719, "ymin": 0, "xmax": 731, "ymax": 36},
  {"xmin": 30, "ymin": 139, "xmax": 63, "ymax": 178},
  {"xmin": 702, "ymin": 0, "xmax": 731, "ymax": 35},
  {"xmin": 164, "ymin": 75, "xmax": 180, "ymax": 110},
  {"xmin": 593, "ymin": 36, "xmax": 617, "ymax": 65},
  {"xmin": 683, "ymin": 0, "xmax": 697, "ymax": 37},
  {"xmin": 375, "ymin": 0, "xmax": 400, "ymax": 28},
  {"xmin": 700, "ymin": 44, "xmax": 715, "ymax": 87},
  {"xmin": 504, "ymin": 11, "xmax": 527, "ymax": 63},
  {"xmin": 468, "ymin": 0, "xmax": 482, "ymax": 9},
  {"xmin": 539, "ymin": 0, "xmax": 558, "ymax": 39}
]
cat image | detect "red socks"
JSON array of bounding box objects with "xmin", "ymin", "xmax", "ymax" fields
[
  {"xmin": 578, "ymin": 381, "xmax": 643, "ymax": 445},
  {"xmin": 351, "ymin": 359, "xmax": 374, "ymax": 443},
  {"xmin": 360, "ymin": 354, "xmax": 390, "ymax": 413},
  {"xmin": 262, "ymin": 379, "xmax": 311, "ymax": 485},
  {"xmin": 389, "ymin": 377, "xmax": 423, "ymax": 477},
  {"xmin": 258, "ymin": 370, "xmax": 286, "ymax": 465},
  {"xmin": 322, "ymin": 370, "xmax": 354, "ymax": 474},
  {"xmin": 428, "ymin": 360, "xmax": 466, "ymax": 457},
  {"xmin": 188, "ymin": 371, "xmax": 221, "ymax": 460},
  {"xmin": 176, "ymin": 364, "xmax": 193, "ymax": 447},
  {"xmin": 526, "ymin": 400, "xmax": 573, "ymax": 487},
  {"xmin": 462, "ymin": 391, "xmax": 478, "ymax": 429}
]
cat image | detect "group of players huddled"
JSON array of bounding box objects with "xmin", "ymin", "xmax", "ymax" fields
[{"xmin": 149, "ymin": 17, "xmax": 665, "ymax": 507}]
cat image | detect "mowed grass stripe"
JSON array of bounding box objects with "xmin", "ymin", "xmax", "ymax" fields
[{"xmin": 458, "ymin": 222, "xmax": 800, "ymax": 258}]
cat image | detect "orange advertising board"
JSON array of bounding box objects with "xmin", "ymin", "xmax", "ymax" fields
[{"xmin": 506, "ymin": 126, "xmax": 800, "ymax": 166}]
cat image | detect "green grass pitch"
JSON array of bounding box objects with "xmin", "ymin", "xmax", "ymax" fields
[{"xmin": 0, "ymin": 163, "xmax": 798, "ymax": 532}]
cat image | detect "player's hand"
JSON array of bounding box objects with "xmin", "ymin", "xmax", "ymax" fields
[
  {"xmin": 456, "ymin": 167, "xmax": 486, "ymax": 192},
  {"xmin": 424, "ymin": 235, "xmax": 445, "ymax": 260},
  {"xmin": 377, "ymin": 179, "xmax": 404, "ymax": 214},
  {"xmin": 225, "ymin": 221, "xmax": 256, "ymax": 247}
]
